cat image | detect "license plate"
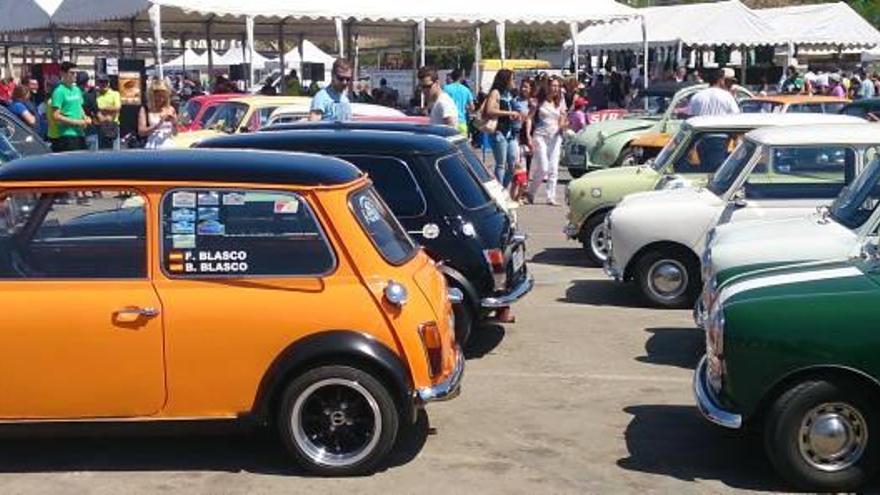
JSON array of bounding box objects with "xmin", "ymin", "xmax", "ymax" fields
[{"xmin": 512, "ymin": 246, "xmax": 525, "ymax": 273}]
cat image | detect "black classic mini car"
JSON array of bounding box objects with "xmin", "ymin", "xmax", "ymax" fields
[{"xmin": 198, "ymin": 128, "xmax": 533, "ymax": 344}]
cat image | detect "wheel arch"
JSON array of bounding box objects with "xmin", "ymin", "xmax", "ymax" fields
[
  {"xmin": 438, "ymin": 264, "xmax": 481, "ymax": 314},
  {"xmin": 249, "ymin": 330, "xmax": 413, "ymax": 425},
  {"xmin": 748, "ymin": 365, "xmax": 880, "ymax": 425},
  {"xmin": 623, "ymin": 240, "xmax": 698, "ymax": 281}
]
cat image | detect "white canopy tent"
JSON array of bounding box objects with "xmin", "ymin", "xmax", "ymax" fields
[{"xmin": 760, "ymin": 3, "xmax": 880, "ymax": 50}]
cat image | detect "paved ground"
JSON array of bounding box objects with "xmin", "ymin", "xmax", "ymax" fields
[{"xmin": 0, "ymin": 180, "xmax": 795, "ymax": 494}]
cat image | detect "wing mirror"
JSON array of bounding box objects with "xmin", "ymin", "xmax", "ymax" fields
[{"xmin": 730, "ymin": 188, "xmax": 747, "ymax": 208}]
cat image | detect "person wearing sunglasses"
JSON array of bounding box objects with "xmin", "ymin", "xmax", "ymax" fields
[
  {"xmin": 418, "ymin": 66, "xmax": 458, "ymax": 128},
  {"xmin": 308, "ymin": 58, "xmax": 353, "ymax": 122}
]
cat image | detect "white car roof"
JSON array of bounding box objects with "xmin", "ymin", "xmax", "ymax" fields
[
  {"xmin": 746, "ymin": 122, "xmax": 880, "ymax": 146},
  {"xmin": 685, "ymin": 113, "xmax": 864, "ymax": 130}
]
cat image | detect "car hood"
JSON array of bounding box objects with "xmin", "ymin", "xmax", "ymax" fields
[
  {"xmin": 618, "ymin": 186, "xmax": 722, "ymax": 210},
  {"xmin": 714, "ymin": 214, "xmax": 852, "ymax": 246},
  {"xmin": 574, "ymin": 117, "xmax": 656, "ymax": 144},
  {"xmin": 569, "ymin": 165, "xmax": 661, "ymax": 194},
  {"xmin": 173, "ymin": 129, "xmax": 223, "ymax": 148},
  {"xmin": 718, "ymin": 259, "xmax": 876, "ymax": 308}
]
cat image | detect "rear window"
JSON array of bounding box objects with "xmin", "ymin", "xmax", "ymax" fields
[
  {"xmin": 436, "ymin": 154, "xmax": 492, "ymax": 209},
  {"xmin": 740, "ymin": 100, "xmax": 783, "ymax": 113},
  {"xmin": 339, "ymin": 155, "xmax": 426, "ymax": 217},
  {"xmin": 456, "ymin": 141, "xmax": 493, "ymax": 182},
  {"xmin": 350, "ymin": 187, "xmax": 416, "ymax": 265}
]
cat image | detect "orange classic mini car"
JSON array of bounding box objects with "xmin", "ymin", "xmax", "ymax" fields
[{"xmin": 0, "ymin": 149, "xmax": 464, "ymax": 476}]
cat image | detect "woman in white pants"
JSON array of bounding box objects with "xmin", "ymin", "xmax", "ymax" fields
[{"xmin": 528, "ymin": 77, "xmax": 567, "ymax": 205}]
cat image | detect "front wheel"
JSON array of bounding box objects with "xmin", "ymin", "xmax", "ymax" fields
[
  {"xmin": 278, "ymin": 365, "xmax": 400, "ymax": 476},
  {"xmin": 765, "ymin": 379, "xmax": 878, "ymax": 492},
  {"xmin": 633, "ymin": 248, "xmax": 699, "ymax": 309},
  {"xmin": 580, "ymin": 212, "xmax": 610, "ymax": 267},
  {"xmin": 568, "ymin": 168, "xmax": 586, "ymax": 179}
]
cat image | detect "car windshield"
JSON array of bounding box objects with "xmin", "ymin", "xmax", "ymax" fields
[
  {"xmin": 179, "ymin": 99, "xmax": 201, "ymax": 126},
  {"xmin": 708, "ymin": 140, "xmax": 758, "ymax": 196},
  {"xmin": 626, "ymin": 94, "xmax": 673, "ymax": 116},
  {"xmin": 740, "ymin": 100, "xmax": 783, "ymax": 113},
  {"xmin": 652, "ymin": 128, "xmax": 689, "ymax": 171},
  {"xmin": 350, "ymin": 187, "xmax": 416, "ymax": 265},
  {"xmin": 204, "ymin": 102, "xmax": 249, "ymax": 131},
  {"xmin": 830, "ymin": 156, "xmax": 880, "ymax": 229}
]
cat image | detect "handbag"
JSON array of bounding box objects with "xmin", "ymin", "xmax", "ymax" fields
[
  {"xmin": 472, "ymin": 98, "xmax": 498, "ymax": 134},
  {"xmin": 97, "ymin": 120, "xmax": 119, "ymax": 141}
]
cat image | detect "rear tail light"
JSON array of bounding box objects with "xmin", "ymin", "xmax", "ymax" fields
[
  {"xmin": 419, "ymin": 322, "xmax": 444, "ymax": 379},
  {"xmin": 483, "ymin": 248, "xmax": 507, "ymax": 290}
]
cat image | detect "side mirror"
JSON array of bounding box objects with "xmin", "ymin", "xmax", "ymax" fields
[{"xmin": 730, "ymin": 188, "xmax": 747, "ymax": 208}]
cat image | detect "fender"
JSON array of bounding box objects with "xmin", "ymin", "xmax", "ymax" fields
[
  {"xmin": 438, "ymin": 264, "xmax": 480, "ymax": 313},
  {"xmin": 250, "ymin": 330, "xmax": 412, "ymax": 423}
]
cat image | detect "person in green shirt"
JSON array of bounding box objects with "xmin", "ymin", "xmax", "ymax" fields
[
  {"xmin": 94, "ymin": 73, "xmax": 121, "ymax": 150},
  {"xmin": 49, "ymin": 61, "xmax": 90, "ymax": 153}
]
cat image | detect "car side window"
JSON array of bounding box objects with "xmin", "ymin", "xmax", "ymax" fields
[
  {"xmin": 0, "ymin": 190, "xmax": 147, "ymax": 279},
  {"xmin": 338, "ymin": 155, "xmax": 427, "ymax": 218},
  {"xmin": 161, "ymin": 189, "xmax": 335, "ymax": 277},
  {"xmin": 673, "ymin": 132, "xmax": 742, "ymax": 175},
  {"xmin": 744, "ymin": 146, "xmax": 853, "ymax": 200},
  {"xmin": 788, "ymin": 103, "xmax": 824, "ymax": 114},
  {"xmin": 436, "ymin": 154, "xmax": 492, "ymax": 209},
  {"xmin": 671, "ymin": 92, "xmax": 695, "ymax": 120}
]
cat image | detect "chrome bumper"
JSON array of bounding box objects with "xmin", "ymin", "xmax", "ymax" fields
[
  {"xmin": 481, "ymin": 273, "xmax": 535, "ymax": 309},
  {"xmin": 694, "ymin": 356, "xmax": 742, "ymax": 429},
  {"xmin": 603, "ymin": 260, "xmax": 623, "ymax": 281},
  {"xmin": 416, "ymin": 348, "xmax": 465, "ymax": 403},
  {"xmin": 693, "ymin": 298, "xmax": 707, "ymax": 328},
  {"xmin": 563, "ymin": 222, "xmax": 579, "ymax": 240}
]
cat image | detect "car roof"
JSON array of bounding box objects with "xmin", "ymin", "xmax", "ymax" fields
[
  {"xmin": 228, "ymin": 95, "xmax": 312, "ymax": 107},
  {"xmin": 745, "ymin": 123, "xmax": 880, "ymax": 146},
  {"xmin": 262, "ymin": 121, "xmax": 463, "ymax": 139},
  {"xmin": 0, "ymin": 149, "xmax": 363, "ymax": 186},
  {"xmin": 642, "ymin": 81, "xmax": 702, "ymax": 97},
  {"xmin": 844, "ymin": 97, "xmax": 880, "ymax": 109},
  {"xmin": 743, "ymin": 95, "xmax": 849, "ymax": 104},
  {"xmin": 189, "ymin": 94, "xmax": 238, "ymax": 104},
  {"xmin": 685, "ymin": 113, "xmax": 864, "ymax": 130},
  {"xmin": 200, "ymin": 128, "xmax": 458, "ymax": 155}
]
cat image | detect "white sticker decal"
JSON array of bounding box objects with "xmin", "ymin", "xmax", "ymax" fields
[
  {"xmin": 223, "ymin": 193, "xmax": 246, "ymax": 206},
  {"xmin": 171, "ymin": 221, "xmax": 195, "ymax": 234},
  {"xmin": 274, "ymin": 199, "xmax": 300, "ymax": 214},
  {"xmin": 198, "ymin": 207, "xmax": 220, "ymax": 222},
  {"xmin": 171, "ymin": 208, "xmax": 196, "ymax": 222},
  {"xmin": 359, "ymin": 196, "xmax": 381, "ymax": 224},
  {"xmin": 198, "ymin": 191, "xmax": 220, "ymax": 206},
  {"xmin": 197, "ymin": 220, "xmax": 225, "ymax": 236},
  {"xmin": 172, "ymin": 234, "xmax": 196, "ymax": 249},
  {"xmin": 172, "ymin": 191, "xmax": 196, "ymax": 208}
]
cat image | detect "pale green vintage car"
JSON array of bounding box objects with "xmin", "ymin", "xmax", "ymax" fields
[
  {"xmin": 563, "ymin": 82, "xmax": 753, "ymax": 177},
  {"xmin": 563, "ymin": 113, "xmax": 842, "ymax": 266}
]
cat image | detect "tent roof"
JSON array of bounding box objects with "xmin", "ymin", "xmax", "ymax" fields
[
  {"xmin": 565, "ymin": 0, "xmax": 781, "ymax": 51},
  {"xmin": 758, "ymin": 2, "xmax": 880, "ymax": 50},
  {"xmin": 283, "ymin": 39, "xmax": 335, "ymax": 65}
]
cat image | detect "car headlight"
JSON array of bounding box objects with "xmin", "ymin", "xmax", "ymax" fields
[{"xmin": 705, "ymin": 308, "xmax": 726, "ymax": 393}]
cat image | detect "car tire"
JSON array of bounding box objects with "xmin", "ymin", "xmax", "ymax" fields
[
  {"xmin": 568, "ymin": 169, "xmax": 586, "ymax": 179},
  {"xmin": 615, "ymin": 148, "xmax": 638, "ymax": 168},
  {"xmin": 452, "ymin": 297, "xmax": 475, "ymax": 346},
  {"xmin": 764, "ymin": 379, "xmax": 878, "ymax": 492},
  {"xmin": 277, "ymin": 365, "xmax": 400, "ymax": 476},
  {"xmin": 633, "ymin": 247, "xmax": 699, "ymax": 309},
  {"xmin": 580, "ymin": 212, "xmax": 610, "ymax": 267}
]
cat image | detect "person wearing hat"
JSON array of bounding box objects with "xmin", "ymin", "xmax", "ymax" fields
[
  {"xmin": 687, "ymin": 68, "xmax": 740, "ymax": 117},
  {"xmin": 828, "ymin": 73, "xmax": 846, "ymax": 98},
  {"xmin": 94, "ymin": 74, "xmax": 121, "ymax": 150}
]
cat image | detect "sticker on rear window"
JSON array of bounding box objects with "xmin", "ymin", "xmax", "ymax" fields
[
  {"xmin": 198, "ymin": 191, "xmax": 220, "ymax": 206},
  {"xmin": 172, "ymin": 191, "xmax": 196, "ymax": 208},
  {"xmin": 223, "ymin": 193, "xmax": 246, "ymax": 206},
  {"xmin": 274, "ymin": 198, "xmax": 300, "ymax": 214}
]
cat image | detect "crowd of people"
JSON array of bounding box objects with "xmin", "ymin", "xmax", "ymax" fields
[{"xmin": 781, "ymin": 65, "xmax": 880, "ymax": 100}]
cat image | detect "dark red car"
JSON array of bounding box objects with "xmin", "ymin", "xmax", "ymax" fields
[{"xmin": 178, "ymin": 94, "xmax": 239, "ymax": 133}]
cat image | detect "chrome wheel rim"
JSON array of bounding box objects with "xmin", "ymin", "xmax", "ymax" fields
[
  {"xmin": 798, "ymin": 402, "xmax": 868, "ymax": 472},
  {"xmin": 647, "ymin": 258, "xmax": 688, "ymax": 301},
  {"xmin": 589, "ymin": 223, "xmax": 610, "ymax": 262},
  {"xmin": 292, "ymin": 378, "xmax": 382, "ymax": 467}
]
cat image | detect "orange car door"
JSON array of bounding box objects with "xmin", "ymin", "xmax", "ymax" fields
[{"xmin": 0, "ymin": 189, "xmax": 166, "ymax": 419}]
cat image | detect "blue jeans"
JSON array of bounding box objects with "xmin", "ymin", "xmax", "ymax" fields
[{"xmin": 491, "ymin": 132, "xmax": 518, "ymax": 187}]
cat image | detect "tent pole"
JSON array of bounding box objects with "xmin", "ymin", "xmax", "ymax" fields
[
  {"xmin": 206, "ymin": 17, "xmax": 214, "ymax": 88},
  {"xmin": 246, "ymin": 15, "xmax": 255, "ymax": 89},
  {"xmin": 353, "ymin": 33, "xmax": 359, "ymax": 82},
  {"xmin": 569, "ymin": 22, "xmax": 579, "ymax": 75},
  {"xmin": 741, "ymin": 45, "xmax": 747, "ymax": 88},
  {"xmin": 334, "ymin": 17, "xmax": 344, "ymax": 59},
  {"xmin": 50, "ymin": 25, "xmax": 58, "ymax": 62},
  {"xmin": 117, "ymin": 30, "xmax": 124, "ymax": 58},
  {"xmin": 130, "ymin": 17, "xmax": 137, "ymax": 58},
  {"xmin": 640, "ymin": 14, "xmax": 648, "ymax": 90},
  {"xmin": 148, "ymin": 3, "xmax": 163, "ymax": 80},
  {"xmin": 297, "ymin": 33, "xmax": 304, "ymax": 88},
  {"xmin": 786, "ymin": 41, "xmax": 794, "ymax": 72},
  {"xmin": 181, "ymin": 36, "xmax": 187, "ymax": 74},
  {"xmin": 676, "ymin": 40, "xmax": 683, "ymax": 68},
  {"xmin": 495, "ymin": 21, "xmax": 505, "ymax": 67},
  {"xmin": 474, "ymin": 25, "xmax": 482, "ymax": 95},
  {"xmin": 277, "ymin": 21, "xmax": 286, "ymax": 84}
]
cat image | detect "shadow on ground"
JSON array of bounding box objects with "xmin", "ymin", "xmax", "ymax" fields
[
  {"xmin": 636, "ymin": 327, "xmax": 704, "ymax": 370},
  {"xmin": 0, "ymin": 411, "xmax": 430, "ymax": 476},
  {"xmin": 530, "ymin": 247, "xmax": 592, "ymax": 269},
  {"xmin": 560, "ymin": 279, "xmax": 644, "ymax": 308},
  {"xmin": 464, "ymin": 323, "xmax": 505, "ymax": 360},
  {"xmin": 616, "ymin": 405, "xmax": 784, "ymax": 492}
]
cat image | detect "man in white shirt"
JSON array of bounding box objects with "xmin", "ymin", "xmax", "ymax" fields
[
  {"xmin": 418, "ymin": 66, "xmax": 458, "ymax": 127},
  {"xmin": 688, "ymin": 68, "xmax": 741, "ymax": 117}
]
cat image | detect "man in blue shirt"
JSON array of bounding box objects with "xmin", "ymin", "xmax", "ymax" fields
[
  {"xmin": 443, "ymin": 69, "xmax": 474, "ymax": 135},
  {"xmin": 309, "ymin": 59, "xmax": 353, "ymax": 122}
]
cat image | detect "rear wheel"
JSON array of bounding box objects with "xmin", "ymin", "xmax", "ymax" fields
[
  {"xmin": 278, "ymin": 365, "xmax": 400, "ymax": 476},
  {"xmin": 765, "ymin": 379, "xmax": 878, "ymax": 492},
  {"xmin": 568, "ymin": 168, "xmax": 586, "ymax": 179},
  {"xmin": 633, "ymin": 247, "xmax": 700, "ymax": 309},
  {"xmin": 580, "ymin": 212, "xmax": 610, "ymax": 267}
]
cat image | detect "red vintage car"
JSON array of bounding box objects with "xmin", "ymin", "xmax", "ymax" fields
[{"xmin": 178, "ymin": 94, "xmax": 239, "ymax": 133}]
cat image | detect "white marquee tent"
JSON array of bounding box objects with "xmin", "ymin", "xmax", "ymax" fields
[{"xmin": 760, "ymin": 2, "xmax": 880, "ymax": 50}]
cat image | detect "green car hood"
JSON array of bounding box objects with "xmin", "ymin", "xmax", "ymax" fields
[
  {"xmin": 718, "ymin": 259, "xmax": 876, "ymax": 308},
  {"xmin": 574, "ymin": 116, "xmax": 658, "ymax": 146},
  {"xmin": 567, "ymin": 165, "xmax": 662, "ymax": 225}
]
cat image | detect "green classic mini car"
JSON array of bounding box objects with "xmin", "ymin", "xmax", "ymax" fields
[
  {"xmin": 563, "ymin": 113, "xmax": 852, "ymax": 266},
  {"xmin": 562, "ymin": 82, "xmax": 753, "ymax": 177},
  {"xmin": 695, "ymin": 254, "xmax": 880, "ymax": 491}
]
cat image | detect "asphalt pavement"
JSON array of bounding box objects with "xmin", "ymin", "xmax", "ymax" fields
[{"xmin": 0, "ymin": 179, "xmax": 795, "ymax": 494}]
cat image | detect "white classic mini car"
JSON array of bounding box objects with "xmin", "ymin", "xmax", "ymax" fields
[{"xmin": 604, "ymin": 122, "xmax": 880, "ymax": 308}]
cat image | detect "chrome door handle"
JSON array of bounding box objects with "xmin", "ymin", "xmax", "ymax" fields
[{"xmin": 114, "ymin": 307, "xmax": 160, "ymax": 323}]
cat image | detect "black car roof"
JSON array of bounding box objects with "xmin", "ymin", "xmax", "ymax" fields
[
  {"xmin": 642, "ymin": 81, "xmax": 700, "ymax": 97},
  {"xmin": 200, "ymin": 129, "xmax": 457, "ymax": 155},
  {"xmin": 0, "ymin": 149, "xmax": 363, "ymax": 186},
  {"xmin": 263, "ymin": 121, "xmax": 462, "ymax": 139}
]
